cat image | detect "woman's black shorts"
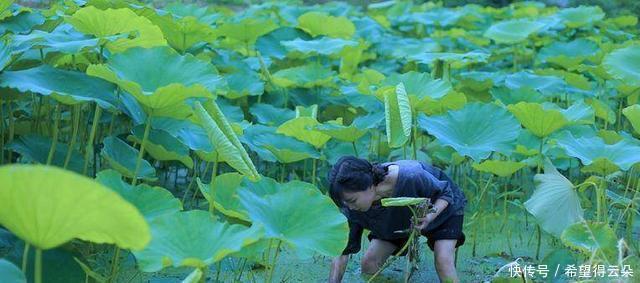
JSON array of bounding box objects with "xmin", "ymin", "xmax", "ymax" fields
[{"xmin": 368, "ymin": 214, "xmax": 465, "ymax": 255}]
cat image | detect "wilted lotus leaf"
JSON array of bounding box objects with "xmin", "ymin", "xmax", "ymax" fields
[
  {"xmin": 524, "ymin": 160, "xmax": 584, "ymax": 237},
  {"xmin": 67, "ymin": 6, "xmax": 167, "ymax": 52},
  {"xmin": 239, "ymin": 184, "xmax": 348, "ymax": 258},
  {"xmin": 0, "ymin": 164, "xmax": 150, "ymax": 250},
  {"xmin": 133, "ymin": 210, "xmax": 263, "ymax": 272},
  {"xmin": 419, "ymin": 103, "xmax": 520, "ymax": 161},
  {"xmin": 87, "ymin": 46, "xmax": 224, "ymax": 111}
]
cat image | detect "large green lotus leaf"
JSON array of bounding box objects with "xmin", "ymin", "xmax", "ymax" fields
[
  {"xmin": 557, "ymin": 6, "xmax": 605, "ymax": 28},
  {"xmin": 419, "ymin": 91, "xmax": 468, "ymax": 116},
  {"xmin": 194, "ymin": 101, "xmax": 260, "ymax": 181},
  {"xmin": 277, "ymin": 117, "xmax": 331, "ymax": 149},
  {"xmin": 239, "ymin": 184, "xmax": 348, "ymax": 258},
  {"xmin": 215, "ymin": 17, "xmax": 277, "ymax": 45},
  {"xmin": 483, "ymin": 19, "xmax": 545, "ymax": 44},
  {"xmin": 196, "ymin": 173, "xmax": 246, "ymax": 220},
  {"xmin": 407, "ymin": 51, "xmax": 489, "ymax": 66},
  {"xmin": 67, "ymin": 6, "xmax": 167, "ymax": 53},
  {"xmin": 534, "ymin": 68, "xmax": 592, "ymax": 91},
  {"xmin": 86, "ymin": 46, "xmax": 223, "ymax": 110},
  {"xmin": 6, "ymin": 134, "xmax": 85, "ymax": 173},
  {"xmin": 508, "ymin": 102, "xmax": 568, "ymax": 138},
  {"xmin": 271, "ymin": 63, "xmax": 335, "ymax": 88},
  {"xmin": 0, "ymin": 10, "xmax": 45, "ymax": 34},
  {"xmin": 561, "ymin": 221, "xmax": 616, "ymax": 262},
  {"xmin": 241, "ymin": 125, "xmax": 319, "ymax": 163},
  {"xmin": 537, "ymin": 39, "xmax": 599, "ymax": 69},
  {"xmin": 314, "ymin": 120, "xmax": 367, "ymax": 143},
  {"xmin": 137, "ymin": 7, "xmax": 216, "ymax": 53},
  {"xmin": 490, "ymin": 87, "xmax": 545, "ymax": 105},
  {"xmin": 603, "ymin": 45, "xmax": 640, "ymax": 85},
  {"xmin": 381, "ymin": 197, "xmax": 427, "ymax": 207},
  {"xmin": 623, "ymin": 104, "xmax": 640, "ymax": 135},
  {"xmin": 96, "ymin": 170, "xmax": 182, "ymax": 220},
  {"xmin": 132, "ymin": 210, "xmax": 263, "ymax": 272},
  {"xmin": 0, "ymin": 164, "xmax": 150, "ymax": 250},
  {"xmin": 524, "ymin": 160, "xmax": 583, "ymax": 237},
  {"xmin": 128, "ymin": 125, "xmax": 193, "ymax": 169},
  {"xmin": 297, "ymin": 12, "xmax": 355, "ymax": 39},
  {"xmin": 100, "ymin": 136, "xmax": 157, "ymax": 181},
  {"xmin": 503, "ymin": 71, "xmax": 566, "ymax": 94},
  {"xmin": 384, "ymin": 83, "xmax": 412, "ymax": 148},
  {"xmin": 222, "ymin": 68, "xmax": 264, "ymax": 99},
  {"xmin": 378, "ymin": 72, "xmax": 451, "ymax": 108},
  {"xmin": 151, "ymin": 117, "xmax": 213, "ymax": 152},
  {"xmin": 255, "ymin": 27, "xmax": 311, "ymax": 60},
  {"xmin": 419, "ymin": 103, "xmax": 520, "ymax": 161},
  {"xmin": 558, "ymin": 100, "xmax": 595, "ymax": 125},
  {"xmin": 556, "ymin": 132, "xmax": 640, "ymax": 172},
  {"xmin": 471, "ymin": 160, "xmax": 526, "ymax": 177},
  {"xmin": 586, "ymin": 98, "xmax": 616, "ymax": 124},
  {"xmin": 11, "ymin": 24, "xmax": 121, "ymax": 55},
  {"xmin": 249, "ymin": 103, "xmax": 295, "ymax": 126},
  {"xmin": 0, "ymin": 259, "xmax": 26, "ymax": 283},
  {"xmin": 281, "ymin": 37, "xmax": 357, "ymax": 57},
  {"xmin": 0, "ymin": 65, "xmax": 118, "ymax": 110}
]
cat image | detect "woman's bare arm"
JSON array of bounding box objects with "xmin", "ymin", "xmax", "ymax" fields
[{"xmin": 329, "ymin": 255, "xmax": 349, "ymax": 283}]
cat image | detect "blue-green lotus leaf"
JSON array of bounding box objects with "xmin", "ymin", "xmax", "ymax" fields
[
  {"xmin": 101, "ymin": 136, "xmax": 156, "ymax": 181},
  {"xmin": 239, "ymin": 184, "xmax": 348, "ymax": 258},
  {"xmin": 281, "ymin": 37, "xmax": 358, "ymax": 57},
  {"xmin": 0, "ymin": 38, "xmax": 10, "ymax": 71},
  {"xmin": 388, "ymin": 37, "xmax": 440, "ymax": 59},
  {"xmin": 128, "ymin": 125, "xmax": 194, "ymax": 168},
  {"xmin": 0, "ymin": 164, "xmax": 150, "ymax": 250},
  {"xmin": 379, "ymin": 71, "xmax": 451, "ymax": 107},
  {"xmin": 215, "ymin": 17, "xmax": 277, "ymax": 45},
  {"xmin": 256, "ymin": 27, "xmax": 311, "ymax": 59},
  {"xmin": 222, "ymin": 68, "xmax": 264, "ymax": 99},
  {"xmin": 0, "ymin": 65, "xmax": 118, "ymax": 110},
  {"xmin": 418, "ymin": 102, "xmax": 520, "ymax": 161},
  {"xmin": 151, "ymin": 117, "xmax": 213, "ymax": 152},
  {"xmin": 0, "ymin": 11, "xmax": 45, "ymax": 34},
  {"xmin": 524, "ymin": 160, "xmax": 584, "ymax": 237},
  {"xmin": 623, "ymin": 104, "xmax": 640, "ymax": 135},
  {"xmin": 483, "ymin": 19, "xmax": 545, "ymax": 44},
  {"xmin": 0, "ymin": 259, "xmax": 25, "ymax": 283},
  {"xmin": 271, "ymin": 63, "xmax": 335, "ymax": 88},
  {"xmin": 555, "ymin": 132, "xmax": 640, "ymax": 172},
  {"xmin": 407, "ymin": 50, "xmax": 489, "ymax": 66},
  {"xmin": 315, "ymin": 120, "xmax": 368, "ymax": 143},
  {"xmin": 241, "ymin": 125, "xmax": 319, "ymax": 163},
  {"xmin": 537, "ymin": 39, "xmax": 599, "ymax": 69},
  {"xmin": 557, "ymin": 100, "xmax": 595, "ymax": 125},
  {"xmin": 11, "ymin": 24, "xmax": 120, "ymax": 55},
  {"xmin": 132, "ymin": 210, "xmax": 263, "ymax": 272},
  {"xmin": 6, "ymin": 134, "xmax": 84, "ymax": 173},
  {"xmin": 503, "ymin": 71, "xmax": 566, "ymax": 95},
  {"xmin": 86, "ymin": 46, "xmax": 224, "ymax": 110},
  {"xmin": 561, "ymin": 221, "xmax": 616, "ymax": 262},
  {"xmin": 490, "ymin": 87, "xmax": 545, "ymax": 105},
  {"xmin": 96, "ymin": 170, "xmax": 182, "ymax": 220},
  {"xmin": 249, "ymin": 103, "xmax": 295, "ymax": 126},
  {"xmin": 603, "ymin": 45, "xmax": 640, "ymax": 85},
  {"xmin": 556, "ymin": 6, "xmax": 605, "ymax": 28}
]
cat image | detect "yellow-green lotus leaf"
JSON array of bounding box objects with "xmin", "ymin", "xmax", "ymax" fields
[
  {"xmin": 384, "ymin": 83, "xmax": 412, "ymax": 148},
  {"xmin": 67, "ymin": 6, "xmax": 167, "ymax": 53},
  {"xmin": 297, "ymin": 12, "xmax": 355, "ymax": 39},
  {"xmin": 472, "ymin": 160, "xmax": 526, "ymax": 177},
  {"xmin": 508, "ymin": 102, "xmax": 568, "ymax": 138},
  {"xmin": 623, "ymin": 104, "xmax": 640, "ymax": 135},
  {"xmin": 0, "ymin": 164, "xmax": 150, "ymax": 250},
  {"xmin": 277, "ymin": 117, "xmax": 331, "ymax": 149}
]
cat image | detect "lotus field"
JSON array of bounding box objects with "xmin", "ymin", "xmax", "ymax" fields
[{"xmin": 0, "ymin": 0, "xmax": 639, "ymax": 282}]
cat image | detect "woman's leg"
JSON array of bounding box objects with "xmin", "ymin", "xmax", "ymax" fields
[
  {"xmin": 433, "ymin": 239, "xmax": 459, "ymax": 283},
  {"xmin": 360, "ymin": 239, "xmax": 398, "ymax": 275}
]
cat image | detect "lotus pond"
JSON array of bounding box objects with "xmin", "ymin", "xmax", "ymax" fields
[{"xmin": 0, "ymin": 0, "xmax": 639, "ymax": 282}]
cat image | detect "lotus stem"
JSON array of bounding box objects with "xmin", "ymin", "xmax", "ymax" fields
[
  {"xmin": 535, "ymin": 224, "xmax": 541, "ymax": 260},
  {"xmin": 33, "ymin": 95, "xmax": 43, "ymax": 134},
  {"xmin": 215, "ymin": 261, "xmax": 222, "ymax": 282},
  {"xmin": 199, "ymin": 266, "xmax": 207, "ymax": 283},
  {"xmin": 107, "ymin": 247, "xmax": 121, "ymax": 283},
  {"xmin": 311, "ymin": 158, "xmax": 317, "ymax": 186},
  {"xmin": 411, "ymin": 115, "xmax": 418, "ymax": 160},
  {"xmin": 7, "ymin": 100, "xmax": 14, "ymax": 162},
  {"xmin": 46, "ymin": 104, "xmax": 61, "ymax": 165},
  {"xmin": 108, "ymin": 112, "xmax": 117, "ymax": 136},
  {"xmin": 0, "ymin": 99, "xmax": 4, "ymax": 163},
  {"xmin": 266, "ymin": 240, "xmax": 282, "ymax": 283},
  {"xmin": 352, "ymin": 141, "xmax": 358, "ymax": 157},
  {"xmin": 21, "ymin": 243, "xmax": 30, "ymax": 272},
  {"xmin": 83, "ymin": 105, "xmax": 102, "ymax": 176},
  {"xmin": 64, "ymin": 105, "xmax": 81, "ymax": 169},
  {"xmin": 131, "ymin": 115, "xmax": 153, "ymax": 186},
  {"xmin": 279, "ymin": 163, "xmax": 285, "ymax": 183},
  {"xmin": 537, "ymin": 138, "xmax": 544, "ymax": 174},
  {"xmin": 34, "ymin": 248, "xmax": 42, "ymax": 283},
  {"xmin": 209, "ymin": 152, "xmax": 219, "ymax": 213}
]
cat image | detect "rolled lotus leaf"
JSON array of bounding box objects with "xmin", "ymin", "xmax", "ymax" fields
[{"xmin": 381, "ymin": 197, "xmax": 428, "ymax": 207}]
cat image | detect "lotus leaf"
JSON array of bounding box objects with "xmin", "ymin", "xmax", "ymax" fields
[
  {"xmin": 281, "ymin": 37, "xmax": 357, "ymax": 56},
  {"xmin": 557, "ymin": 6, "xmax": 605, "ymax": 28},
  {"xmin": 0, "ymin": 259, "xmax": 26, "ymax": 283},
  {"xmin": 96, "ymin": 170, "xmax": 182, "ymax": 220},
  {"xmin": 0, "ymin": 164, "xmax": 150, "ymax": 250},
  {"xmin": 384, "ymin": 83, "xmax": 412, "ymax": 148},
  {"xmin": 133, "ymin": 210, "xmax": 263, "ymax": 272},
  {"xmin": 86, "ymin": 46, "xmax": 223, "ymax": 110},
  {"xmin": 314, "ymin": 120, "xmax": 368, "ymax": 143},
  {"xmin": 381, "ymin": 197, "xmax": 427, "ymax": 207},
  {"xmin": 622, "ymin": 104, "xmax": 640, "ymax": 135},
  {"xmin": 586, "ymin": 98, "xmax": 616, "ymax": 124},
  {"xmin": 419, "ymin": 103, "xmax": 520, "ymax": 161},
  {"xmin": 215, "ymin": 18, "xmax": 277, "ymax": 45},
  {"xmin": 472, "ymin": 160, "xmax": 526, "ymax": 177},
  {"xmin": 271, "ymin": 63, "xmax": 335, "ymax": 88},
  {"xmin": 101, "ymin": 136, "xmax": 157, "ymax": 181},
  {"xmin": 128, "ymin": 125, "xmax": 194, "ymax": 169},
  {"xmin": 6, "ymin": 134, "xmax": 84, "ymax": 173},
  {"xmin": 138, "ymin": 7, "xmax": 216, "ymax": 53},
  {"xmin": 249, "ymin": 103, "xmax": 295, "ymax": 126},
  {"xmin": 277, "ymin": 117, "xmax": 331, "ymax": 149},
  {"xmin": 508, "ymin": 102, "xmax": 568, "ymax": 138},
  {"xmin": 67, "ymin": 6, "xmax": 167, "ymax": 52},
  {"xmin": 603, "ymin": 45, "xmax": 640, "ymax": 85},
  {"xmin": 238, "ymin": 184, "xmax": 348, "ymax": 258},
  {"xmin": 483, "ymin": 19, "xmax": 545, "ymax": 44},
  {"xmin": 561, "ymin": 221, "xmax": 616, "ymax": 262},
  {"xmin": 297, "ymin": 12, "xmax": 355, "ymax": 39},
  {"xmin": 241, "ymin": 124, "xmax": 320, "ymax": 163},
  {"xmin": 407, "ymin": 51, "xmax": 489, "ymax": 66},
  {"xmin": 255, "ymin": 27, "xmax": 311, "ymax": 59},
  {"xmin": 556, "ymin": 132, "xmax": 640, "ymax": 172},
  {"xmin": 537, "ymin": 39, "xmax": 599, "ymax": 69},
  {"xmin": 524, "ymin": 160, "xmax": 584, "ymax": 237}
]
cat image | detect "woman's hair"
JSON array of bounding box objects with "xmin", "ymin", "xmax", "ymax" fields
[{"xmin": 327, "ymin": 156, "xmax": 390, "ymax": 207}]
